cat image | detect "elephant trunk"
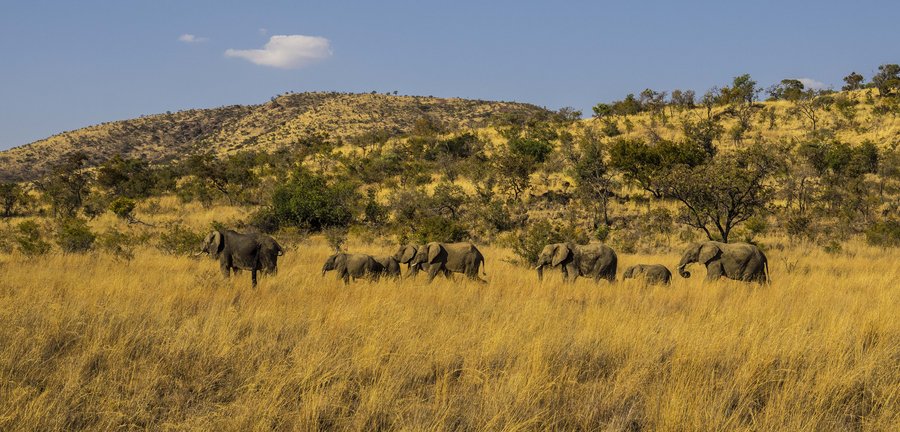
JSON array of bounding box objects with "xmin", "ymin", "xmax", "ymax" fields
[
  {"xmin": 677, "ymin": 264, "xmax": 691, "ymax": 278},
  {"xmin": 535, "ymin": 264, "xmax": 544, "ymax": 281}
]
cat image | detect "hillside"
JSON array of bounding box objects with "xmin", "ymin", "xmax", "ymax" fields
[{"xmin": 0, "ymin": 92, "xmax": 550, "ymax": 181}]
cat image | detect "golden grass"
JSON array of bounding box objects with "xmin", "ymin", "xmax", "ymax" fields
[{"xmin": 1, "ymin": 239, "xmax": 897, "ymax": 430}]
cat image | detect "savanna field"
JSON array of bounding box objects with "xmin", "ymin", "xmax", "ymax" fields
[
  {"xmin": 1, "ymin": 231, "xmax": 898, "ymax": 430},
  {"xmin": 1, "ymin": 77, "xmax": 900, "ymax": 430}
]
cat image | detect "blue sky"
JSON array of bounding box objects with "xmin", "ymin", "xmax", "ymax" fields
[{"xmin": 1, "ymin": 0, "xmax": 897, "ymax": 150}]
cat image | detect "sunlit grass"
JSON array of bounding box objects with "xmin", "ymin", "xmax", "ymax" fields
[{"xmin": 0, "ymin": 239, "xmax": 897, "ymax": 430}]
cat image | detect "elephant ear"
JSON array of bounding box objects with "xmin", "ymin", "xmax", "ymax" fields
[
  {"xmin": 427, "ymin": 243, "xmax": 443, "ymax": 264},
  {"xmin": 400, "ymin": 245, "xmax": 417, "ymax": 263},
  {"xmin": 211, "ymin": 231, "xmax": 224, "ymax": 257},
  {"xmin": 698, "ymin": 243, "xmax": 721, "ymax": 264},
  {"xmin": 551, "ymin": 244, "xmax": 571, "ymax": 267}
]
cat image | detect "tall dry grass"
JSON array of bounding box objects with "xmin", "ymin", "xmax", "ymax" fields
[{"xmin": 0, "ymin": 240, "xmax": 898, "ymax": 430}]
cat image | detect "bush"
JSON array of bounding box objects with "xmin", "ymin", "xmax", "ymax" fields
[
  {"xmin": 97, "ymin": 228, "xmax": 134, "ymax": 260},
  {"xmin": 510, "ymin": 220, "xmax": 565, "ymax": 266},
  {"xmin": 15, "ymin": 220, "xmax": 51, "ymax": 256},
  {"xmin": 248, "ymin": 207, "xmax": 280, "ymax": 234},
  {"xmin": 865, "ymin": 219, "xmax": 900, "ymax": 247},
  {"xmin": 271, "ymin": 168, "xmax": 359, "ymax": 231},
  {"xmin": 158, "ymin": 223, "xmax": 203, "ymax": 255},
  {"xmin": 55, "ymin": 217, "xmax": 96, "ymax": 253},
  {"xmin": 411, "ymin": 216, "xmax": 468, "ymax": 244},
  {"xmin": 109, "ymin": 197, "xmax": 137, "ymax": 220}
]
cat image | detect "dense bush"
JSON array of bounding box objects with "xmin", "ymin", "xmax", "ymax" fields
[
  {"xmin": 158, "ymin": 224, "xmax": 203, "ymax": 255},
  {"xmin": 96, "ymin": 228, "xmax": 134, "ymax": 260},
  {"xmin": 55, "ymin": 218, "xmax": 96, "ymax": 253},
  {"xmin": 271, "ymin": 168, "xmax": 360, "ymax": 231},
  {"xmin": 15, "ymin": 220, "xmax": 51, "ymax": 256},
  {"xmin": 510, "ymin": 220, "xmax": 565, "ymax": 266},
  {"xmin": 865, "ymin": 219, "xmax": 900, "ymax": 247},
  {"xmin": 410, "ymin": 216, "xmax": 468, "ymax": 244}
]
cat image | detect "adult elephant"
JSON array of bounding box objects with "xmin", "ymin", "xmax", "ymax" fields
[
  {"xmin": 410, "ymin": 242, "xmax": 486, "ymax": 283},
  {"xmin": 535, "ymin": 242, "xmax": 617, "ymax": 283},
  {"xmin": 622, "ymin": 264, "xmax": 671, "ymax": 285},
  {"xmin": 322, "ymin": 253, "xmax": 382, "ymax": 284},
  {"xmin": 199, "ymin": 230, "xmax": 283, "ymax": 287},
  {"xmin": 676, "ymin": 241, "xmax": 769, "ymax": 283},
  {"xmin": 373, "ymin": 255, "xmax": 401, "ymax": 278}
]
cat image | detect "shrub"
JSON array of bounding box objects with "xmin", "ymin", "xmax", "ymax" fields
[
  {"xmin": 109, "ymin": 197, "xmax": 137, "ymax": 221},
  {"xmin": 248, "ymin": 207, "xmax": 280, "ymax": 234},
  {"xmin": 55, "ymin": 217, "xmax": 96, "ymax": 253},
  {"xmin": 411, "ymin": 216, "xmax": 468, "ymax": 244},
  {"xmin": 510, "ymin": 220, "xmax": 564, "ymax": 266},
  {"xmin": 271, "ymin": 168, "xmax": 359, "ymax": 231},
  {"xmin": 865, "ymin": 219, "xmax": 900, "ymax": 247},
  {"xmin": 158, "ymin": 224, "xmax": 203, "ymax": 255},
  {"xmin": 15, "ymin": 220, "xmax": 51, "ymax": 256},
  {"xmin": 97, "ymin": 228, "xmax": 134, "ymax": 260},
  {"xmin": 324, "ymin": 227, "xmax": 348, "ymax": 252}
]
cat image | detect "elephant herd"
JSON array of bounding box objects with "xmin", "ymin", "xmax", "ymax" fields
[{"xmin": 197, "ymin": 229, "xmax": 770, "ymax": 287}]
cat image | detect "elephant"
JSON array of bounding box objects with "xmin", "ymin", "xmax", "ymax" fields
[
  {"xmin": 409, "ymin": 242, "xmax": 487, "ymax": 283},
  {"xmin": 393, "ymin": 244, "xmax": 425, "ymax": 278},
  {"xmin": 535, "ymin": 242, "xmax": 617, "ymax": 283},
  {"xmin": 199, "ymin": 230, "xmax": 284, "ymax": 287},
  {"xmin": 322, "ymin": 253, "xmax": 382, "ymax": 284},
  {"xmin": 677, "ymin": 241, "xmax": 769, "ymax": 283},
  {"xmin": 622, "ymin": 264, "xmax": 671, "ymax": 285},
  {"xmin": 373, "ymin": 255, "xmax": 401, "ymax": 278}
]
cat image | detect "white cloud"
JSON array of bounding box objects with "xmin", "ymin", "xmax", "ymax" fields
[
  {"xmin": 225, "ymin": 35, "xmax": 332, "ymax": 69},
  {"xmin": 258, "ymin": 28, "xmax": 268, "ymax": 35},
  {"xmin": 178, "ymin": 34, "xmax": 208, "ymax": 43},
  {"xmin": 797, "ymin": 78, "xmax": 826, "ymax": 90}
]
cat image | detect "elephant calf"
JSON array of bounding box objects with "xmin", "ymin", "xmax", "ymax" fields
[
  {"xmin": 322, "ymin": 253, "xmax": 388, "ymax": 284},
  {"xmin": 622, "ymin": 264, "xmax": 672, "ymax": 285},
  {"xmin": 373, "ymin": 255, "xmax": 401, "ymax": 279}
]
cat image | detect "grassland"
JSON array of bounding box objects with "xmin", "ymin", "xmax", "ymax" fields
[{"xmin": 1, "ymin": 231, "xmax": 897, "ymax": 430}]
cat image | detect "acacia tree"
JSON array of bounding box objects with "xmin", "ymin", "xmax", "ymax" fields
[
  {"xmin": 788, "ymin": 89, "xmax": 833, "ymax": 132},
  {"xmin": 663, "ymin": 145, "xmax": 781, "ymax": 242},
  {"xmin": 872, "ymin": 64, "xmax": 900, "ymax": 97},
  {"xmin": 33, "ymin": 152, "xmax": 92, "ymax": 218},
  {"xmin": 572, "ymin": 130, "xmax": 616, "ymax": 228},
  {"xmin": 842, "ymin": 72, "xmax": 865, "ymax": 91},
  {"xmin": 0, "ymin": 182, "xmax": 25, "ymax": 217}
]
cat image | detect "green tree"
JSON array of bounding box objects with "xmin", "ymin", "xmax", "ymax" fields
[
  {"xmin": 842, "ymin": 72, "xmax": 865, "ymax": 91},
  {"xmin": 33, "ymin": 152, "xmax": 92, "ymax": 218},
  {"xmin": 271, "ymin": 168, "xmax": 360, "ymax": 230},
  {"xmin": 573, "ymin": 131, "xmax": 616, "ymax": 227},
  {"xmin": 0, "ymin": 182, "xmax": 25, "ymax": 217},
  {"xmin": 663, "ymin": 145, "xmax": 781, "ymax": 242},
  {"xmin": 96, "ymin": 156, "xmax": 156, "ymax": 199},
  {"xmin": 872, "ymin": 64, "xmax": 900, "ymax": 97}
]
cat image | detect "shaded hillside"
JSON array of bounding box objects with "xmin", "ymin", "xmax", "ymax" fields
[{"xmin": 0, "ymin": 92, "xmax": 550, "ymax": 181}]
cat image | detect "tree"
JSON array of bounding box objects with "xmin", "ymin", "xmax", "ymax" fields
[
  {"xmin": 842, "ymin": 72, "xmax": 865, "ymax": 91},
  {"xmin": 872, "ymin": 64, "xmax": 900, "ymax": 97},
  {"xmin": 572, "ymin": 130, "xmax": 616, "ymax": 228},
  {"xmin": 788, "ymin": 89, "xmax": 833, "ymax": 132},
  {"xmin": 663, "ymin": 146, "xmax": 780, "ymax": 242},
  {"xmin": 592, "ymin": 103, "xmax": 613, "ymax": 118},
  {"xmin": 670, "ymin": 89, "xmax": 696, "ymax": 110},
  {"xmin": 271, "ymin": 168, "xmax": 360, "ymax": 231},
  {"xmin": 720, "ymin": 74, "xmax": 758, "ymax": 106},
  {"xmin": 493, "ymin": 132, "xmax": 553, "ymax": 200},
  {"xmin": 0, "ymin": 182, "xmax": 25, "ymax": 217},
  {"xmin": 183, "ymin": 152, "xmax": 261, "ymax": 205},
  {"xmin": 96, "ymin": 156, "xmax": 156, "ymax": 199},
  {"xmin": 33, "ymin": 152, "xmax": 92, "ymax": 218},
  {"xmin": 609, "ymin": 138, "xmax": 709, "ymax": 198},
  {"xmin": 768, "ymin": 79, "xmax": 805, "ymax": 101}
]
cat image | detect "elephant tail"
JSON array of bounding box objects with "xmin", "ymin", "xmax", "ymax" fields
[{"xmin": 480, "ymin": 256, "xmax": 487, "ymax": 276}]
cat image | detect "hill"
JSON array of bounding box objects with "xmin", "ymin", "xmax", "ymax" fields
[{"xmin": 0, "ymin": 92, "xmax": 550, "ymax": 181}]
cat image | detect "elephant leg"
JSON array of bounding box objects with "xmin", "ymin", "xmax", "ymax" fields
[
  {"xmin": 220, "ymin": 263, "xmax": 231, "ymax": 278},
  {"xmin": 706, "ymin": 262, "xmax": 724, "ymax": 281},
  {"xmin": 565, "ymin": 263, "xmax": 578, "ymax": 283},
  {"xmin": 251, "ymin": 269, "xmax": 258, "ymax": 288},
  {"xmin": 426, "ymin": 265, "xmax": 443, "ymax": 283}
]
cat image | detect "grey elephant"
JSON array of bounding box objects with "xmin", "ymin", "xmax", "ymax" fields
[
  {"xmin": 677, "ymin": 241, "xmax": 769, "ymax": 283},
  {"xmin": 393, "ymin": 244, "xmax": 425, "ymax": 278},
  {"xmin": 622, "ymin": 264, "xmax": 671, "ymax": 285},
  {"xmin": 373, "ymin": 255, "xmax": 401, "ymax": 278},
  {"xmin": 199, "ymin": 230, "xmax": 284, "ymax": 287},
  {"xmin": 409, "ymin": 242, "xmax": 487, "ymax": 283},
  {"xmin": 322, "ymin": 253, "xmax": 382, "ymax": 284},
  {"xmin": 535, "ymin": 242, "xmax": 617, "ymax": 283}
]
